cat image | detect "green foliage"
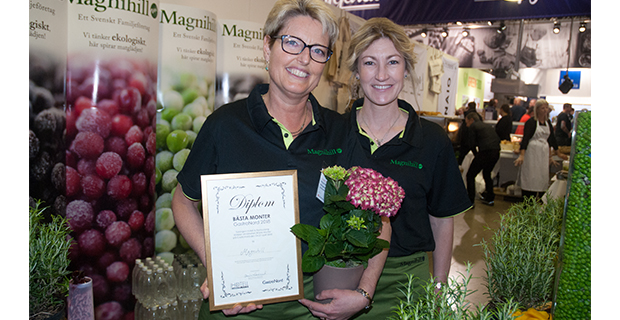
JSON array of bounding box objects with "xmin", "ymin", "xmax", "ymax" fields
[
  {"xmin": 291, "ymin": 175, "xmax": 388, "ymax": 273},
  {"xmin": 477, "ymin": 197, "xmax": 564, "ymax": 310},
  {"xmin": 389, "ymin": 263, "xmax": 520, "ymax": 320},
  {"xmin": 29, "ymin": 200, "xmax": 72, "ymax": 318}
]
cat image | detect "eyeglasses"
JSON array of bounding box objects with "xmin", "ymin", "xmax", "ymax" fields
[{"xmin": 277, "ymin": 35, "xmax": 332, "ymax": 64}]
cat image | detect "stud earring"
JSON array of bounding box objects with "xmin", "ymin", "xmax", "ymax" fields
[
  {"xmin": 265, "ymin": 61, "xmax": 269, "ymax": 71},
  {"xmin": 355, "ymin": 74, "xmax": 359, "ymax": 80},
  {"xmin": 404, "ymin": 74, "xmax": 408, "ymax": 78}
]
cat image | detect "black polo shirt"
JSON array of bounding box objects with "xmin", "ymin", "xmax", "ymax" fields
[
  {"xmin": 344, "ymin": 99, "xmax": 471, "ymax": 257},
  {"xmin": 177, "ymin": 84, "xmax": 348, "ymax": 253}
]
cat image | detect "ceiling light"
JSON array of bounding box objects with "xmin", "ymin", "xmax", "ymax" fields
[
  {"xmin": 488, "ymin": 21, "xmax": 493, "ymax": 26},
  {"xmin": 420, "ymin": 28, "xmax": 428, "ymax": 38},
  {"xmin": 553, "ymin": 21, "xmax": 561, "ymax": 34},
  {"xmin": 462, "ymin": 28, "xmax": 470, "ymax": 37},
  {"xmin": 441, "ymin": 28, "xmax": 449, "ymax": 38},
  {"xmin": 497, "ymin": 21, "xmax": 506, "ymax": 34},
  {"xmin": 579, "ymin": 22, "xmax": 587, "ymax": 33}
]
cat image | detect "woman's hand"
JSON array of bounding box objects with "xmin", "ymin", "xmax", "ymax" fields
[
  {"xmin": 299, "ymin": 289, "xmax": 368, "ymax": 320},
  {"xmin": 200, "ymin": 278, "xmax": 263, "ymax": 315},
  {"xmin": 514, "ymin": 155, "xmax": 524, "ymax": 166}
]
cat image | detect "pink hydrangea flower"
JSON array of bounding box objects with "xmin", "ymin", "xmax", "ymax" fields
[{"xmin": 344, "ymin": 166, "xmax": 405, "ymax": 217}]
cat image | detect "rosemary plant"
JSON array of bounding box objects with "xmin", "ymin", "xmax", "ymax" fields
[
  {"xmin": 477, "ymin": 197, "xmax": 563, "ymax": 310},
  {"xmin": 389, "ymin": 262, "xmax": 520, "ymax": 320},
  {"xmin": 29, "ymin": 200, "xmax": 72, "ymax": 319}
]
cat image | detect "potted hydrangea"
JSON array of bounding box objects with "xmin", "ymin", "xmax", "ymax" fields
[{"xmin": 291, "ymin": 166, "xmax": 404, "ymax": 296}]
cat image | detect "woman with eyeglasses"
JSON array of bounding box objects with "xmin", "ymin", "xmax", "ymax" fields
[{"xmin": 172, "ymin": 1, "xmax": 382, "ymax": 319}]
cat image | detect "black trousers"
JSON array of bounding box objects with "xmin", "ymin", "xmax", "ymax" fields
[{"xmin": 466, "ymin": 149, "xmax": 500, "ymax": 202}]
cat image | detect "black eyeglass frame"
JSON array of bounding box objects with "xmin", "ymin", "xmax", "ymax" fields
[{"xmin": 276, "ymin": 34, "xmax": 333, "ymax": 64}]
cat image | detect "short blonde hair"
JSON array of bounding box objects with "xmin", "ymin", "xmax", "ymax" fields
[
  {"xmin": 264, "ymin": 0, "xmax": 339, "ymax": 48},
  {"xmin": 532, "ymin": 99, "xmax": 550, "ymax": 122},
  {"xmin": 347, "ymin": 17, "xmax": 415, "ymax": 76}
]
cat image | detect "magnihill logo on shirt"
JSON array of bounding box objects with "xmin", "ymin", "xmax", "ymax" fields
[
  {"xmin": 390, "ymin": 159, "xmax": 423, "ymax": 169},
  {"xmin": 307, "ymin": 148, "xmax": 342, "ymax": 156}
]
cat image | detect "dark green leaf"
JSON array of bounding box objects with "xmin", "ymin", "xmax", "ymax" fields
[
  {"xmin": 346, "ymin": 229, "xmax": 369, "ymax": 248},
  {"xmin": 302, "ymin": 255, "xmax": 325, "ymax": 273}
]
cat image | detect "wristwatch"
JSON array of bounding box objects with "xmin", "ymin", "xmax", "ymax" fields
[{"xmin": 355, "ymin": 288, "xmax": 373, "ymax": 309}]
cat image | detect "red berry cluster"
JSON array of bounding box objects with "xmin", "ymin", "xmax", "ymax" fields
[{"xmin": 64, "ymin": 56, "xmax": 157, "ymax": 316}]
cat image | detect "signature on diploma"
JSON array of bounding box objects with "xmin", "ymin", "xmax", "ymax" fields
[{"xmin": 240, "ymin": 247, "xmax": 265, "ymax": 257}]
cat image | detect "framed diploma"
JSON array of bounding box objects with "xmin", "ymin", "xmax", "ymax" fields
[{"xmin": 200, "ymin": 170, "xmax": 303, "ymax": 311}]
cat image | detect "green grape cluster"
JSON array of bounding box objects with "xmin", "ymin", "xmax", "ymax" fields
[{"xmin": 554, "ymin": 111, "xmax": 591, "ymax": 319}]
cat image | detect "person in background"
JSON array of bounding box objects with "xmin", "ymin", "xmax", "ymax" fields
[
  {"xmin": 456, "ymin": 101, "xmax": 480, "ymax": 165},
  {"xmin": 484, "ymin": 98, "xmax": 499, "ymax": 120},
  {"xmin": 514, "ymin": 99, "xmax": 566, "ymax": 200},
  {"xmin": 464, "ymin": 112, "xmax": 501, "ymax": 206},
  {"xmin": 339, "ymin": 17, "xmax": 471, "ymax": 319},
  {"xmin": 495, "ymin": 104, "xmax": 513, "ymax": 141},
  {"xmin": 515, "ymin": 104, "xmax": 534, "ymax": 135},
  {"xmin": 171, "ymin": 1, "xmax": 376, "ymax": 319},
  {"xmin": 510, "ymin": 97, "xmax": 526, "ymax": 125},
  {"xmin": 555, "ymin": 103, "xmax": 573, "ymax": 146}
]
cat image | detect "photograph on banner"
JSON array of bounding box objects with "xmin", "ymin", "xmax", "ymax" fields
[{"xmin": 215, "ymin": 19, "xmax": 269, "ymax": 110}]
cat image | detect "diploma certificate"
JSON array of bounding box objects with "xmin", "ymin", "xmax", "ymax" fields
[{"xmin": 200, "ymin": 170, "xmax": 303, "ymax": 311}]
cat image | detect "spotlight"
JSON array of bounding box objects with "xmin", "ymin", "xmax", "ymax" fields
[
  {"xmin": 553, "ymin": 21, "xmax": 561, "ymax": 34},
  {"xmin": 462, "ymin": 28, "xmax": 470, "ymax": 37},
  {"xmin": 487, "ymin": 21, "xmax": 493, "ymax": 26},
  {"xmin": 579, "ymin": 22, "xmax": 587, "ymax": 33},
  {"xmin": 441, "ymin": 28, "xmax": 449, "ymax": 38},
  {"xmin": 421, "ymin": 28, "xmax": 428, "ymax": 38},
  {"xmin": 497, "ymin": 21, "xmax": 506, "ymax": 34}
]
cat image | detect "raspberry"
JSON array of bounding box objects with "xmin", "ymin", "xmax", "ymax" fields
[
  {"xmin": 104, "ymin": 136, "xmax": 128, "ymax": 159},
  {"xmin": 105, "ymin": 221, "xmax": 131, "ymax": 247},
  {"xmin": 130, "ymin": 172, "xmax": 147, "ymax": 197},
  {"xmin": 124, "ymin": 125, "xmax": 143, "ymax": 146},
  {"xmin": 76, "ymin": 107, "xmax": 111, "ymax": 138},
  {"xmin": 96, "ymin": 152, "xmax": 123, "ymax": 179},
  {"xmin": 70, "ymin": 131, "xmax": 104, "ymax": 159},
  {"xmin": 77, "ymin": 159, "xmax": 97, "ymax": 176},
  {"xmin": 97, "ymin": 250, "xmax": 118, "ymax": 270},
  {"xmin": 138, "ymin": 194, "xmax": 152, "ymax": 213},
  {"xmin": 116, "ymin": 198, "xmax": 138, "ymax": 221},
  {"xmin": 66, "ymin": 166, "xmax": 82, "ymax": 197},
  {"xmin": 97, "ymin": 99, "xmax": 119, "ymax": 117},
  {"xmin": 65, "ymin": 107, "xmax": 78, "ymax": 139},
  {"xmin": 115, "ymin": 87, "xmax": 142, "ymax": 114},
  {"xmin": 74, "ymin": 96, "xmax": 96, "ymax": 116},
  {"xmin": 66, "ymin": 200, "xmax": 94, "ymax": 233},
  {"xmin": 107, "ymin": 175, "xmax": 132, "ymax": 200},
  {"xmin": 134, "ymin": 108, "xmax": 150, "ymax": 128},
  {"xmin": 81, "ymin": 174, "xmax": 106, "ymax": 200},
  {"xmin": 143, "ymin": 156, "xmax": 155, "ymax": 180},
  {"xmin": 126, "ymin": 143, "xmax": 145, "ymax": 169},
  {"xmin": 119, "ymin": 238, "xmax": 142, "ymax": 264},
  {"xmin": 110, "ymin": 114, "xmax": 133, "ymax": 137},
  {"xmin": 95, "ymin": 301, "xmax": 124, "ymax": 320},
  {"xmin": 127, "ymin": 210, "xmax": 145, "ymax": 231},
  {"xmin": 128, "ymin": 71, "xmax": 148, "ymax": 95},
  {"xmin": 106, "ymin": 261, "xmax": 130, "ymax": 282},
  {"xmin": 95, "ymin": 210, "xmax": 117, "ymax": 230},
  {"xmin": 78, "ymin": 229, "xmax": 106, "ymax": 257},
  {"xmin": 145, "ymin": 98, "xmax": 157, "ymax": 119}
]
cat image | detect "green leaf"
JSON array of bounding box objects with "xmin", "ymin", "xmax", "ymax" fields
[
  {"xmin": 324, "ymin": 242, "xmax": 344, "ymax": 259},
  {"xmin": 375, "ymin": 238, "xmax": 390, "ymax": 250},
  {"xmin": 319, "ymin": 213, "xmax": 335, "ymax": 231},
  {"xmin": 346, "ymin": 229, "xmax": 370, "ymax": 248},
  {"xmin": 291, "ymin": 224, "xmax": 325, "ymax": 256},
  {"xmin": 302, "ymin": 254, "xmax": 325, "ymax": 273}
]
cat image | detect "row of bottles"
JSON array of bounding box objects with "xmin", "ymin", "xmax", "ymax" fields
[{"xmin": 132, "ymin": 253, "xmax": 207, "ymax": 320}]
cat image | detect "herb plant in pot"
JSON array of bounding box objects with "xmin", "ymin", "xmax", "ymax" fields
[
  {"xmin": 30, "ymin": 200, "xmax": 72, "ymax": 320},
  {"xmin": 291, "ymin": 166, "xmax": 404, "ymax": 300}
]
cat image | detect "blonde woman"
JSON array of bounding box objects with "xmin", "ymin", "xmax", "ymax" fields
[
  {"xmin": 342, "ymin": 17, "xmax": 471, "ymax": 318},
  {"xmin": 514, "ymin": 99, "xmax": 566, "ymax": 199},
  {"xmin": 172, "ymin": 1, "xmax": 359, "ymax": 319}
]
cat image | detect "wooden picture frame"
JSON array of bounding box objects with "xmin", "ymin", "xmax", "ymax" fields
[{"xmin": 200, "ymin": 170, "xmax": 303, "ymax": 311}]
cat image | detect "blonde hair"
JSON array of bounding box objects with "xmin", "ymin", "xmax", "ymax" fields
[
  {"xmin": 347, "ymin": 17, "xmax": 416, "ymax": 77},
  {"xmin": 263, "ymin": 0, "xmax": 339, "ymax": 48},
  {"xmin": 532, "ymin": 99, "xmax": 550, "ymax": 122}
]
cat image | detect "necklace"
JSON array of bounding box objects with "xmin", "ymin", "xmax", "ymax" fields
[
  {"xmin": 289, "ymin": 102, "xmax": 309, "ymax": 137},
  {"xmin": 360, "ymin": 109, "xmax": 401, "ymax": 146}
]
